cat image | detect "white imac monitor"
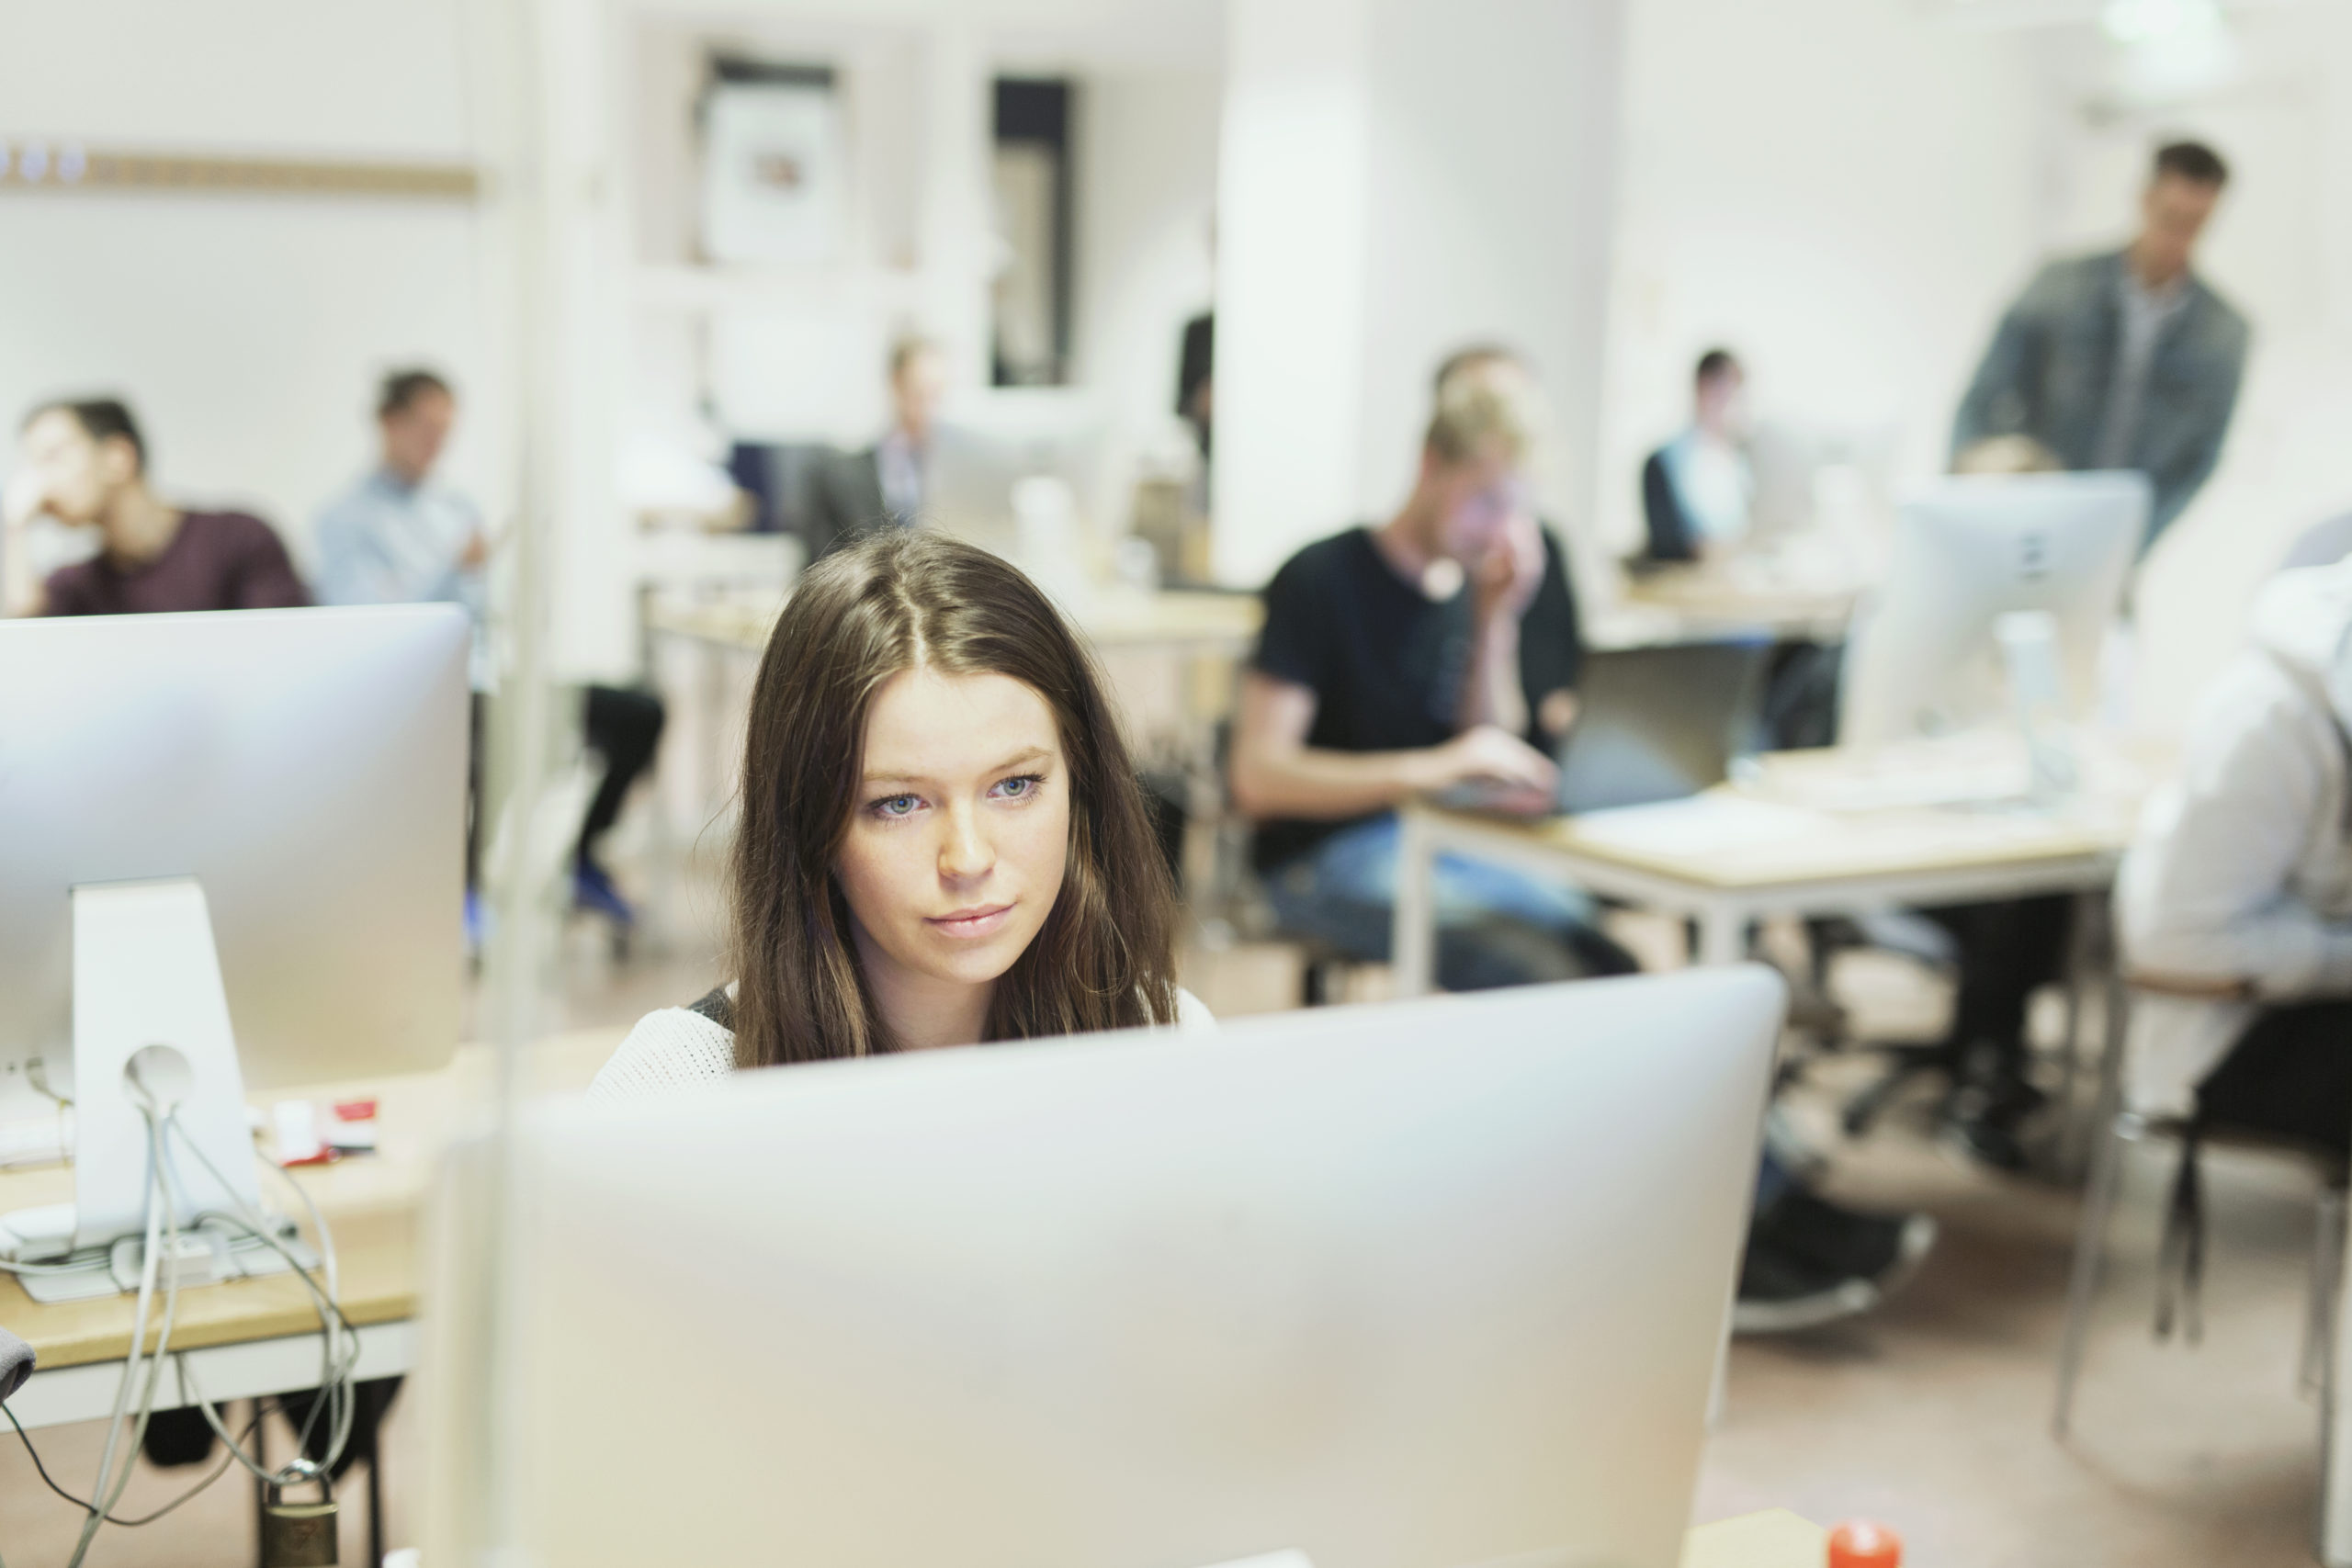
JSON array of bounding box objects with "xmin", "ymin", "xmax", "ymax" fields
[
  {"xmin": 447, "ymin": 968, "xmax": 1785, "ymax": 1568},
  {"xmin": 0, "ymin": 605, "xmax": 469, "ymax": 1263},
  {"xmin": 1838, "ymin": 471, "xmax": 2147, "ymax": 746}
]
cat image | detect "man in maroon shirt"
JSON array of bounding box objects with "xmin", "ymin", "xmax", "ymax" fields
[{"xmin": 2, "ymin": 397, "xmax": 308, "ymax": 617}]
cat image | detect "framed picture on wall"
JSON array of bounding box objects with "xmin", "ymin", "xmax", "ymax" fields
[{"xmin": 699, "ymin": 59, "xmax": 843, "ymax": 266}]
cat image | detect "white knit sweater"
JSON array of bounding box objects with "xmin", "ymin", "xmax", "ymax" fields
[{"xmin": 588, "ymin": 985, "xmax": 1216, "ymax": 1102}]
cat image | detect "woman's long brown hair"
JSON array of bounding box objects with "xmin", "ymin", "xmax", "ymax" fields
[{"xmin": 729, "ymin": 530, "xmax": 1181, "ymax": 1066}]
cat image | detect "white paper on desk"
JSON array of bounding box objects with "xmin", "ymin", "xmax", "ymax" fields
[{"xmin": 1569, "ymin": 795, "xmax": 1828, "ymax": 856}]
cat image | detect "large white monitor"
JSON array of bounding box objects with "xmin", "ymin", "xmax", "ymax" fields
[
  {"xmin": 441, "ymin": 968, "xmax": 1784, "ymax": 1568},
  {"xmin": 1838, "ymin": 471, "xmax": 2147, "ymax": 746},
  {"xmin": 0, "ymin": 604, "xmax": 471, "ymax": 1105}
]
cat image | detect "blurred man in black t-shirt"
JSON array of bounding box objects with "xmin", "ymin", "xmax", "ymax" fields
[
  {"xmin": 1230, "ymin": 350, "xmax": 1937, "ymax": 1333},
  {"xmin": 1230, "ymin": 369, "xmax": 1623, "ymax": 988}
]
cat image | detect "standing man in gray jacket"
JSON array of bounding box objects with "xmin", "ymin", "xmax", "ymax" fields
[{"xmin": 1952, "ymin": 140, "xmax": 2249, "ymax": 551}]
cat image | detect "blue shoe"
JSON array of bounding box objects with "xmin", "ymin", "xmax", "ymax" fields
[
  {"xmin": 572, "ymin": 859, "xmax": 637, "ymax": 926},
  {"xmin": 464, "ymin": 888, "xmax": 492, "ymax": 957}
]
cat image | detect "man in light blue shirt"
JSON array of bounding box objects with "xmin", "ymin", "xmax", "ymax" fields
[
  {"xmin": 316, "ymin": 370, "xmax": 491, "ymax": 681},
  {"xmin": 317, "ymin": 370, "xmax": 664, "ymax": 936}
]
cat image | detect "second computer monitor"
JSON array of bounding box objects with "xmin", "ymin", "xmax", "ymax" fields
[
  {"xmin": 1838, "ymin": 471, "xmax": 2147, "ymax": 746},
  {"xmin": 0, "ymin": 604, "xmax": 470, "ymax": 1102}
]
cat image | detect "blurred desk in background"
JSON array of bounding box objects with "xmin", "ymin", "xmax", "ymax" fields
[
  {"xmin": 1394, "ymin": 733, "xmax": 2165, "ymax": 987},
  {"xmin": 642, "ymin": 585, "xmax": 1263, "ymax": 856},
  {"xmin": 1594, "ymin": 563, "xmax": 1858, "ymax": 649},
  {"xmin": 641, "ymin": 582, "xmax": 1260, "ymax": 658}
]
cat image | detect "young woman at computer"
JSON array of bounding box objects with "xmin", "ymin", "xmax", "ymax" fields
[{"xmin": 593, "ymin": 532, "xmax": 1206, "ymax": 1097}]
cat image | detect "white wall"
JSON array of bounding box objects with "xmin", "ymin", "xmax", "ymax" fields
[
  {"xmin": 1595, "ymin": 0, "xmax": 2042, "ymax": 558},
  {"xmin": 1070, "ymin": 67, "xmax": 1222, "ymax": 525},
  {"xmin": 1213, "ymin": 0, "xmax": 1374, "ymax": 587},
  {"xmin": 1214, "ymin": 0, "xmax": 1624, "ymax": 588},
  {"xmin": 0, "ymin": 0, "xmax": 504, "ymax": 578}
]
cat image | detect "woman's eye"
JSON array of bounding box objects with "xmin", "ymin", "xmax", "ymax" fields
[
  {"xmin": 991, "ymin": 773, "xmax": 1045, "ymax": 800},
  {"xmin": 870, "ymin": 794, "xmax": 921, "ymax": 818}
]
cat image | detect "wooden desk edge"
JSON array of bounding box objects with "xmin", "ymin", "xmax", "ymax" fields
[
  {"xmin": 1681, "ymin": 1509, "xmax": 1827, "ymax": 1568},
  {"xmin": 1408, "ymin": 797, "xmax": 2124, "ymax": 895},
  {"xmin": 22, "ymin": 1282, "xmax": 417, "ymax": 1371}
]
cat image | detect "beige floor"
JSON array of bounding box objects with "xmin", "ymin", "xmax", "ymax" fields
[{"xmin": 4, "ymin": 909, "xmax": 2340, "ymax": 1565}]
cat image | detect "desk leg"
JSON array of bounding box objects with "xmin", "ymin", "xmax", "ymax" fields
[
  {"xmin": 2327, "ymin": 1164, "xmax": 2352, "ymax": 1562},
  {"xmin": 2056, "ymin": 892, "xmax": 2107, "ymax": 1176},
  {"xmin": 1693, "ymin": 903, "xmax": 1744, "ymax": 967},
  {"xmin": 1393, "ymin": 811, "xmax": 1439, "ymax": 998}
]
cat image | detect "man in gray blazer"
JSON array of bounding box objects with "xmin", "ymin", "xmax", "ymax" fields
[
  {"xmin": 805, "ymin": 336, "xmax": 946, "ymax": 560},
  {"xmin": 1953, "ymin": 140, "xmax": 2249, "ymax": 552}
]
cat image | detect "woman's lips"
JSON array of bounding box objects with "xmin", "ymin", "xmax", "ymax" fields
[{"xmin": 927, "ymin": 903, "xmax": 1014, "ymax": 940}]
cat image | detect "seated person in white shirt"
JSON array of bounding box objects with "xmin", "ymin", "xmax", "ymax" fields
[
  {"xmin": 805, "ymin": 335, "xmax": 946, "ymax": 560},
  {"xmin": 1640, "ymin": 348, "xmax": 1754, "ymax": 564},
  {"xmin": 593, "ymin": 530, "xmax": 1208, "ymax": 1099},
  {"xmin": 2119, "ymin": 558, "xmax": 2352, "ymax": 1140},
  {"xmin": 315, "ymin": 368, "xmax": 666, "ymax": 934},
  {"xmin": 2116, "ymin": 558, "xmax": 2352, "ymax": 1328}
]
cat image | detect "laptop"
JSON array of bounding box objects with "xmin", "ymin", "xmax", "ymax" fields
[{"xmin": 1435, "ymin": 637, "xmax": 1773, "ymax": 818}]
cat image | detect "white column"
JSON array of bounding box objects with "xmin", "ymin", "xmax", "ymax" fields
[
  {"xmin": 918, "ymin": 18, "xmax": 994, "ymax": 398},
  {"xmin": 540, "ymin": 0, "xmax": 631, "ymax": 682},
  {"xmin": 1215, "ymin": 0, "xmax": 1627, "ymax": 589},
  {"xmin": 1212, "ymin": 0, "xmax": 1374, "ymax": 588}
]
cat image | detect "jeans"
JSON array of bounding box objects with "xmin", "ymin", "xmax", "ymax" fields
[{"xmin": 1261, "ymin": 813, "xmax": 1634, "ymax": 992}]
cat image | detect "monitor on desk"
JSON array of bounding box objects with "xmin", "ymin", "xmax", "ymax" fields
[
  {"xmin": 442, "ymin": 968, "xmax": 1785, "ymax": 1568},
  {"xmin": 1838, "ymin": 472, "xmax": 2146, "ymax": 747},
  {"xmin": 0, "ymin": 605, "xmax": 469, "ymax": 1267},
  {"xmin": 0, "ymin": 604, "xmax": 469, "ymax": 1099}
]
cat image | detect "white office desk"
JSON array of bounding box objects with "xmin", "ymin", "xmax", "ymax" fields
[
  {"xmin": 0, "ymin": 1032, "xmax": 619, "ymax": 1431},
  {"xmin": 1598, "ymin": 569, "xmax": 1858, "ymax": 649},
  {"xmin": 643, "ymin": 581, "xmax": 1261, "ymax": 658},
  {"xmin": 1392, "ymin": 743, "xmax": 2152, "ymax": 991}
]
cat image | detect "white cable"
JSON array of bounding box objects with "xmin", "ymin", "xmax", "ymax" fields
[
  {"xmin": 163, "ymin": 1113, "xmax": 358, "ymax": 1475},
  {"xmin": 168, "ymin": 1116, "xmax": 351, "ymax": 1461},
  {"xmin": 40, "ymin": 1088, "xmax": 359, "ymax": 1568},
  {"xmin": 173, "ymin": 1205, "xmax": 359, "ymax": 1469},
  {"xmin": 66, "ymin": 1110, "xmax": 182, "ymax": 1568},
  {"xmin": 261, "ymin": 1145, "xmax": 345, "ymax": 1454},
  {"xmin": 70, "ymin": 1115, "xmax": 165, "ymax": 1565}
]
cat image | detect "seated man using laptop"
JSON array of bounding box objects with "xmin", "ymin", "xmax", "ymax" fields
[
  {"xmin": 1232, "ymin": 362, "xmax": 1932, "ymax": 1330},
  {"xmin": 1230, "ymin": 376, "xmax": 1626, "ymax": 989}
]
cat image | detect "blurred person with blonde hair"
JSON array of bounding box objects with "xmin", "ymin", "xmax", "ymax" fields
[
  {"xmin": 1234, "ymin": 357, "xmax": 1935, "ymax": 1332},
  {"xmin": 1229, "ymin": 371, "xmax": 1617, "ymax": 992}
]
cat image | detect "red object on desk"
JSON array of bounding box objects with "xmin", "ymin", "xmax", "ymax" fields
[{"xmin": 1826, "ymin": 1519, "xmax": 1902, "ymax": 1567}]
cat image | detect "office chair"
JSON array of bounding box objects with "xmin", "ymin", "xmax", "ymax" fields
[{"xmin": 2052, "ymin": 976, "xmax": 2348, "ymax": 1441}]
